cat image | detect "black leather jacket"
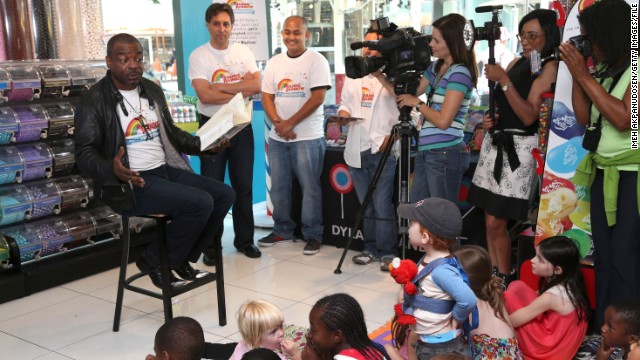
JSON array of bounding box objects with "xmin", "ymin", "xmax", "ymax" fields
[{"xmin": 74, "ymin": 72, "xmax": 201, "ymax": 209}]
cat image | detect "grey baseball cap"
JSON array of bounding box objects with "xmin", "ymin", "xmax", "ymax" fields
[{"xmin": 397, "ymin": 198, "xmax": 462, "ymax": 240}]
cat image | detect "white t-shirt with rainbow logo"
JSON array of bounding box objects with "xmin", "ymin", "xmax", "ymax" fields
[
  {"xmin": 188, "ymin": 42, "xmax": 259, "ymax": 117},
  {"xmin": 262, "ymin": 49, "xmax": 331, "ymax": 142}
]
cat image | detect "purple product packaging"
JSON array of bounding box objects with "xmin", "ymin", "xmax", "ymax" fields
[
  {"xmin": 15, "ymin": 143, "xmax": 53, "ymax": 182},
  {"xmin": 12, "ymin": 105, "xmax": 49, "ymax": 142},
  {"xmin": 26, "ymin": 179, "xmax": 62, "ymax": 219}
]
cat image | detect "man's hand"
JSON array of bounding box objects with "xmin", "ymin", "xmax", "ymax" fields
[
  {"xmin": 113, "ymin": 147, "xmax": 145, "ymax": 187},
  {"xmin": 206, "ymin": 138, "xmax": 230, "ymax": 154},
  {"xmin": 273, "ymin": 118, "xmax": 297, "ymax": 140}
]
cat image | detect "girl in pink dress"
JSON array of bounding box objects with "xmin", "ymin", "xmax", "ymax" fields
[{"xmin": 505, "ymin": 236, "xmax": 590, "ymax": 360}]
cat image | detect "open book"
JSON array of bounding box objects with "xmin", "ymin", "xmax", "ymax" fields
[{"xmin": 196, "ymin": 93, "xmax": 253, "ymax": 151}]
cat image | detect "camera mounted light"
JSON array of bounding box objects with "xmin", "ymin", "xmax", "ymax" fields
[{"xmin": 463, "ymin": 20, "xmax": 476, "ymax": 51}]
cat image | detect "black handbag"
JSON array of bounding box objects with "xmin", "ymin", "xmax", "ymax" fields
[{"xmin": 100, "ymin": 182, "xmax": 136, "ymax": 211}]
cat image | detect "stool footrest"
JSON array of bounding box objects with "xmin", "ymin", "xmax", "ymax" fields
[{"xmin": 124, "ymin": 271, "xmax": 218, "ymax": 298}]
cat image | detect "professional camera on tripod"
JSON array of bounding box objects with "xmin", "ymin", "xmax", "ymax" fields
[
  {"xmin": 334, "ymin": 17, "xmax": 432, "ymax": 273},
  {"xmin": 344, "ymin": 17, "xmax": 432, "ymax": 96}
]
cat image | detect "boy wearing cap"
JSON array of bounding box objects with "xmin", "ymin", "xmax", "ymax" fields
[{"xmin": 396, "ymin": 198, "xmax": 477, "ymax": 359}]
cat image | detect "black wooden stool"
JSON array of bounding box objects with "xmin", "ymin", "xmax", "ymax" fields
[{"xmin": 113, "ymin": 215, "xmax": 226, "ymax": 331}]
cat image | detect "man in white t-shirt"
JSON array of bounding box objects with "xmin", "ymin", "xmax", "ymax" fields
[
  {"xmin": 258, "ymin": 16, "xmax": 331, "ymax": 255},
  {"xmin": 188, "ymin": 3, "xmax": 262, "ymax": 262},
  {"xmin": 338, "ymin": 29, "xmax": 400, "ymax": 271}
]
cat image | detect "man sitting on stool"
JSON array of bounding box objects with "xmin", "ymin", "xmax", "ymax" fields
[{"xmin": 74, "ymin": 33, "xmax": 235, "ymax": 289}]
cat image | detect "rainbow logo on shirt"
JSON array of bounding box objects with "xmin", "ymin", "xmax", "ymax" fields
[
  {"xmin": 277, "ymin": 79, "xmax": 292, "ymax": 91},
  {"xmin": 361, "ymin": 87, "xmax": 374, "ymax": 108},
  {"xmin": 227, "ymin": 0, "xmax": 254, "ymax": 14},
  {"xmin": 125, "ymin": 117, "xmax": 146, "ymax": 137},
  {"xmin": 212, "ymin": 69, "xmax": 229, "ymax": 83},
  {"xmin": 276, "ymin": 78, "xmax": 305, "ymax": 98}
]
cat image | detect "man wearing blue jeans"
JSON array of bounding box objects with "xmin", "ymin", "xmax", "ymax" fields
[
  {"xmin": 259, "ymin": 16, "xmax": 331, "ymax": 255},
  {"xmin": 338, "ymin": 29, "xmax": 400, "ymax": 271},
  {"xmin": 75, "ymin": 34, "xmax": 234, "ymax": 289},
  {"xmin": 188, "ymin": 3, "xmax": 262, "ymax": 262}
]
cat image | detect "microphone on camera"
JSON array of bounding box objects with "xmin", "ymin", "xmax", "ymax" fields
[
  {"xmin": 475, "ymin": 5, "xmax": 503, "ymax": 13},
  {"xmin": 350, "ymin": 41, "xmax": 378, "ymax": 50}
]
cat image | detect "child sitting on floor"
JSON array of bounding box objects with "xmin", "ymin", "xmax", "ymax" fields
[
  {"xmin": 396, "ymin": 198, "xmax": 477, "ymax": 359},
  {"xmin": 146, "ymin": 316, "xmax": 205, "ymax": 360},
  {"xmin": 384, "ymin": 314, "xmax": 418, "ymax": 360},
  {"xmin": 230, "ymin": 299, "xmax": 301, "ymax": 360},
  {"xmin": 304, "ymin": 293, "xmax": 388, "ymax": 359},
  {"xmin": 597, "ymin": 300, "xmax": 640, "ymax": 360},
  {"xmin": 504, "ymin": 236, "xmax": 590, "ymax": 360},
  {"xmin": 455, "ymin": 245, "xmax": 522, "ymax": 359}
]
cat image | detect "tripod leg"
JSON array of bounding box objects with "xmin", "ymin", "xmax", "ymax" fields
[{"xmin": 334, "ymin": 126, "xmax": 400, "ymax": 274}]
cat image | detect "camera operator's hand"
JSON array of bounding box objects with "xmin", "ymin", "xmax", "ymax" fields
[
  {"xmin": 396, "ymin": 94, "xmax": 421, "ymax": 109},
  {"xmin": 559, "ymin": 42, "xmax": 591, "ymax": 83},
  {"xmin": 484, "ymin": 64, "xmax": 508, "ymax": 84}
]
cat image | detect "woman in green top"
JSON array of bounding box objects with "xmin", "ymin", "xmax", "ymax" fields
[{"xmin": 560, "ymin": 0, "xmax": 638, "ymax": 331}]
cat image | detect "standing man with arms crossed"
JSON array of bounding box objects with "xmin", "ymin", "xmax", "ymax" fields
[
  {"xmin": 74, "ymin": 34, "xmax": 234, "ymax": 288},
  {"xmin": 189, "ymin": 3, "xmax": 262, "ymax": 263},
  {"xmin": 259, "ymin": 16, "xmax": 331, "ymax": 255}
]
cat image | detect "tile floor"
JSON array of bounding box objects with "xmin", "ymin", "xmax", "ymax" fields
[{"xmin": 0, "ymin": 216, "xmax": 399, "ymax": 359}]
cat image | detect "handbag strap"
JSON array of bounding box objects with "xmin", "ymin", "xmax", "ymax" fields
[{"xmin": 587, "ymin": 70, "xmax": 624, "ymax": 128}]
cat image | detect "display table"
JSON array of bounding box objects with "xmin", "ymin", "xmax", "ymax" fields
[
  {"xmin": 289, "ymin": 146, "xmax": 364, "ymax": 250},
  {"xmin": 321, "ymin": 146, "xmax": 365, "ymax": 250}
]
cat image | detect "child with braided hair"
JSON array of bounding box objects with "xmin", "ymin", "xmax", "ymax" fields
[
  {"xmin": 455, "ymin": 245, "xmax": 522, "ymax": 359},
  {"xmin": 305, "ymin": 293, "xmax": 389, "ymax": 359}
]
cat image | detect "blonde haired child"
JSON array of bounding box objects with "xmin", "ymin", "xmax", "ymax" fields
[{"xmin": 230, "ymin": 299, "xmax": 301, "ymax": 360}]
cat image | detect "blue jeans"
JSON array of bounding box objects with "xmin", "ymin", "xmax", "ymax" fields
[
  {"xmin": 124, "ymin": 165, "xmax": 235, "ymax": 268},
  {"xmin": 349, "ymin": 151, "xmax": 398, "ymax": 257},
  {"xmin": 199, "ymin": 119, "xmax": 255, "ymax": 250},
  {"xmin": 268, "ymin": 137, "xmax": 326, "ymax": 241},
  {"xmin": 411, "ymin": 142, "xmax": 470, "ymax": 204}
]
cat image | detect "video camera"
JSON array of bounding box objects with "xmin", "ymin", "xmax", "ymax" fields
[{"xmin": 345, "ymin": 17, "xmax": 432, "ymax": 95}]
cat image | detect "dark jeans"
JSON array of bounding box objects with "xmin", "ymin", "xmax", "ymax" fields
[
  {"xmin": 123, "ymin": 165, "xmax": 235, "ymax": 268},
  {"xmin": 592, "ymin": 170, "xmax": 640, "ymax": 329},
  {"xmin": 200, "ymin": 114, "xmax": 255, "ymax": 250}
]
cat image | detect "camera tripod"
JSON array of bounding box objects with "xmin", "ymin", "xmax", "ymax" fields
[{"xmin": 334, "ymin": 105, "xmax": 415, "ymax": 274}]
